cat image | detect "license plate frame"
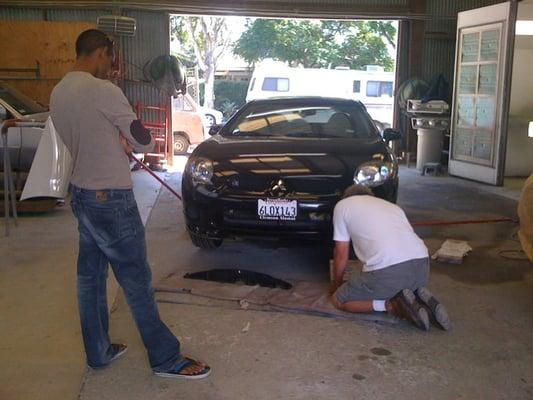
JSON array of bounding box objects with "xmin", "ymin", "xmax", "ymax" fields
[{"xmin": 257, "ymin": 199, "xmax": 298, "ymax": 221}]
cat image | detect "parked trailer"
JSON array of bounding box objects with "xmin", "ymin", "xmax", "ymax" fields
[{"xmin": 246, "ymin": 61, "xmax": 395, "ymax": 126}]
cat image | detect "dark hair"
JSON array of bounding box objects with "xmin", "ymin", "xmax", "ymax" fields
[
  {"xmin": 342, "ymin": 184, "xmax": 374, "ymax": 199},
  {"xmin": 75, "ymin": 29, "xmax": 114, "ymax": 58}
]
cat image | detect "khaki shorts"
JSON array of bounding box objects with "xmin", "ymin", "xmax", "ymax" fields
[{"xmin": 334, "ymin": 257, "xmax": 430, "ymax": 303}]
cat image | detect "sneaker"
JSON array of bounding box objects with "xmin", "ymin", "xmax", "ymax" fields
[
  {"xmin": 154, "ymin": 357, "xmax": 211, "ymax": 380},
  {"xmin": 415, "ymin": 287, "xmax": 451, "ymax": 331},
  {"xmin": 386, "ymin": 289, "xmax": 430, "ymax": 331}
]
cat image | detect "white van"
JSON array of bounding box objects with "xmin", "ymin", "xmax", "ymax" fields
[{"xmin": 246, "ymin": 61, "xmax": 395, "ymax": 125}]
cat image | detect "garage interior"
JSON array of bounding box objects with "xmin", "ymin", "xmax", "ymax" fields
[{"xmin": 0, "ymin": 1, "xmax": 532, "ymax": 400}]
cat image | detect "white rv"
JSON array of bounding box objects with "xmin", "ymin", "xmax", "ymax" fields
[{"xmin": 246, "ymin": 61, "xmax": 395, "ymax": 125}]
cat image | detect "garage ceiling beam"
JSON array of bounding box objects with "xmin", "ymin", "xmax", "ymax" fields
[{"xmin": 0, "ymin": 0, "xmax": 450, "ymax": 20}]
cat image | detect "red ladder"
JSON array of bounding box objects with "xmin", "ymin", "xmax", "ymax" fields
[{"xmin": 135, "ymin": 103, "xmax": 170, "ymax": 166}]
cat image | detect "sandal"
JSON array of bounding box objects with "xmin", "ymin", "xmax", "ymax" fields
[{"xmin": 154, "ymin": 357, "xmax": 211, "ymax": 380}]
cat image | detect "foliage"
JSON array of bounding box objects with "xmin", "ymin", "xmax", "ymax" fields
[
  {"xmin": 233, "ymin": 19, "xmax": 396, "ymax": 71},
  {"xmin": 214, "ymin": 80, "xmax": 249, "ymax": 113},
  {"xmin": 170, "ymin": 15, "xmax": 231, "ymax": 108},
  {"xmin": 218, "ymin": 100, "xmax": 239, "ymax": 119}
]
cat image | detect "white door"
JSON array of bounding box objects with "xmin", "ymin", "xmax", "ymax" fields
[{"xmin": 449, "ymin": 2, "xmax": 517, "ymax": 185}]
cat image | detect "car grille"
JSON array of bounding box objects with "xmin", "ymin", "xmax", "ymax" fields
[{"xmin": 224, "ymin": 174, "xmax": 346, "ymax": 196}]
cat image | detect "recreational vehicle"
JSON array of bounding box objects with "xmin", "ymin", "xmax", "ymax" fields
[{"xmin": 246, "ymin": 61, "xmax": 395, "ymax": 126}]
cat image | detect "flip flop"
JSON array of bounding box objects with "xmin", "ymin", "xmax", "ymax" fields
[
  {"xmin": 154, "ymin": 357, "xmax": 211, "ymax": 380},
  {"xmin": 415, "ymin": 287, "xmax": 451, "ymax": 331}
]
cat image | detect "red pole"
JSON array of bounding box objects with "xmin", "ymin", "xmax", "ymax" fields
[
  {"xmin": 411, "ymin": 217, "xmax": 514, "ymax": 227},
  {"xmin": 130, "ymin": 154, "xmax": 182, "ymax": 201}
]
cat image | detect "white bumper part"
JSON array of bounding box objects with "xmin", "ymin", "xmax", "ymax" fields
[{"xmin": 20, "ymin": 117, "xmax": 72, "ymax": 200}]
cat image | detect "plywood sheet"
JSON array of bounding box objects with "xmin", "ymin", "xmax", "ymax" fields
[{"xmin": 0, "ymin": 21, "xmax": 95, "ymax": 106}]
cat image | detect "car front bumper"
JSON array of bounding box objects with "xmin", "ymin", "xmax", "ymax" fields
[{"xmin": 182, "ymin": 177, "xmax": 398, "ymax": 240}]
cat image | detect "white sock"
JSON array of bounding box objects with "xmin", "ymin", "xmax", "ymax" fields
[{"xmin": 372, "ymin": 300, "xmax": 386, "ymax": 312}]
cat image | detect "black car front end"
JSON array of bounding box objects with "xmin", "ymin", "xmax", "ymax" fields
[{"xmin": 181, "ymin": 97, "xmax": 399, "ymax": 247}]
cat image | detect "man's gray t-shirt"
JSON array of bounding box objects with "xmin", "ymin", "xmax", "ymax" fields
[{"xmin": 50, "ymin": 71, "xmax": 154, "ymax": 190}]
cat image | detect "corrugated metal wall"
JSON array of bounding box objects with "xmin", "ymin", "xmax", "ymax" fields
[
  {"xmin": 0, "ymin": 7, "xmax": 43, "ymax": 20},
  {"xmin": 422, "ymin": 0, "xmax": 504, "ymax": 84},
  {"xmin": 0, "ymin": 1, "xmax": 510, "ymax": 105},
  {"xmin": 46, "ymin": 8, "xmax": 104, "ymax": 22},
  {"xmin": 122, "ymin": 9, "xmax": 170, "ymax": 117},
  {"xmin": 0, "ymin": 6, "xmax": 169, "ymax": 113}
]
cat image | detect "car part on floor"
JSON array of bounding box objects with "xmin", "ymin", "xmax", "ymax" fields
[{"xmin": 184, "ymin": 269, "xmax": 293, "ymax": 290}]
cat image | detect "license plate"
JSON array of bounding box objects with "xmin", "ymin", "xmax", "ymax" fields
[{"xmin": 258, "ymin": 199, "xmax": 297, "ymax": 221}]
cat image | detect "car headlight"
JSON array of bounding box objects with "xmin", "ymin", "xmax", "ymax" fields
[
  {"xmin": 189, "ymin": 157, "xmax": 214, "ymax": 185},
  {"xmin": 354, "ymin": 162, "xmax": 393, "ymax": 187}
]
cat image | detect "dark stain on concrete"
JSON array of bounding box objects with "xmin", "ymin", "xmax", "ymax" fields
[
  {"xmin": 358, "ymin": 355, "xmax": 369, "ymax": 361},
  {"xmin": 370, "ymin": 347, "xmax": 391, "ymax": 356},
  {"xmin": 352, "ymin": 373, "xmax": 366, "ymax": 381},
  {"xmin": 397, "ymin": 174, "xmax": 528, "ymax": 285}
]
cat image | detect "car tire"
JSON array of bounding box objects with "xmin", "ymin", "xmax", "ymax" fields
[
  {"xmin": 188, "ymin": 231, "xmax": 223, "ymax": 249},
  {"xmin": 173, "ymin": 133, "xmax": 189, "ymax": 155}
]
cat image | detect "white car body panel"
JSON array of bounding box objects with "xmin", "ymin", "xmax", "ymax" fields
[{"xmin": 20, "ymin": 117, "xmax": 72, "ymax": 200}]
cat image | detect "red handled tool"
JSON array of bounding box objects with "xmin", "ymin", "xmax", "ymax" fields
[{"xmin": 130, "ymin": 154, "xmax": 182, "ymax": 201}]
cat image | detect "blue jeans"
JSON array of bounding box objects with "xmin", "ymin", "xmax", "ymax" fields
[{"xmin": 70, "ymin": 185, "xmax": 181, "ymax": 370}]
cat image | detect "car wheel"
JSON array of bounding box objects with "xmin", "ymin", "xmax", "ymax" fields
[
  {"xmin": 204, "ymin": 114, "xmax": 216, "ymax": 127},
  {"xmin": 188, "ymin": 231, "xmax": 223, "ymax": 249},
  {"xmin": 173, "ymin": 134, "xmax": 189, "ymax": 155}
]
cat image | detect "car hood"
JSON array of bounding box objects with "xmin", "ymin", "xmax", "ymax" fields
[{"xmin": 192, "ymin": 135, "xmax": 393, "ymax": 196}]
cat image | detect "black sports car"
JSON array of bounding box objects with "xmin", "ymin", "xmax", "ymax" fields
[{"xmin": 182, "ymin": 97, "xmax": 401, "ymax": 249}]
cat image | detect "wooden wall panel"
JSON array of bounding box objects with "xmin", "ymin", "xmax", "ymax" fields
[{"xmin": 0, "ymin": 21, "xmax": 94, "ymax": 106}]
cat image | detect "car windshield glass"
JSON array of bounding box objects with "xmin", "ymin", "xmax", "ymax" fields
[
  {"xmin": 225, "ymin": 102, "xmax": 377, "ymax": 139},
  {"xmin": 0, "ymin": 86, "xmax": 47, "ymax": 115}
]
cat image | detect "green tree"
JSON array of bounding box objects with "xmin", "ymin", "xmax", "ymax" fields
[
  {"xmin": 233, "ymin": 19, "xmax": 396, "ymax": 71},
  {"xmin": 170, "ymin": 16, "xmax": 231, "ymax": 108}
]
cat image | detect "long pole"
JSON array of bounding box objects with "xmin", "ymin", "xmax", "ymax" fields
[{"xmin": 130, "ymin": 154, "xmax": 182, "ymax": 201}]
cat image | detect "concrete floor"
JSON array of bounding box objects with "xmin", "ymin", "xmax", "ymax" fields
[{"xmin": 1, "ymin": 165, "xmax": 532, "ymax": 400}]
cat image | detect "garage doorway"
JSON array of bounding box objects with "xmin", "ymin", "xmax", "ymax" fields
[{"xmin": 168, "ymin": 14, "xmax": 399, "ymax": 163}]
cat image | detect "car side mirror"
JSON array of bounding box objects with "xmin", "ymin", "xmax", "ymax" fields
[
  {"xmin": 0, "ymin": 105, "xmax": 6, "ymax": 121},
  {"xmin": 382, "ymin": 128, "xmax": 401, "ymax": 142},
  {"xmin": 208, "ymin": 124, "xmax": 223, "ymax": 136}
]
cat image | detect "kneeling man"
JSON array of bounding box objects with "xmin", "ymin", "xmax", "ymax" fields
[{"xmin": 330, "ymin": 184, "xmax": 449, "ymax": 331}]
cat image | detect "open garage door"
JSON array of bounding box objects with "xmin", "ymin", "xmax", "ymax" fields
[{"xmin": 449, "ymin": 2, "xmax": 517, "ymax": 186}]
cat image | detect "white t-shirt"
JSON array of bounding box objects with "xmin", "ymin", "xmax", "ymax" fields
[
  {"xmin": 333, "ymin": 195, "xmax": 428, "ymax": 272},
  {"xmin": 50, "ymin": 71, "xmax": 154, "ymax": 190}
]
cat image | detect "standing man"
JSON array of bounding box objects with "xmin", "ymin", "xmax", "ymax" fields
[
  {"xmin": 330, "ymin": 184, "xmax": 450, "ymax": 331},
  {"xmin": 50, "ymin": 29, "xmax": 210, "ymax": 378}
]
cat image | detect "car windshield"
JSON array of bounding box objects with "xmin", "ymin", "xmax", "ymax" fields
[
  {"xmin": 0, "ymin": 85, "xmax": 47, "ymax": 116},
  {"xmin": 225, "ymin": 101, "xmax": 378, "ymax": 139}
]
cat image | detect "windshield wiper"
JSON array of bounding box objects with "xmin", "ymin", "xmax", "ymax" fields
[{"xmin": 285, "ymin": 132, "xmax": 317, "ymax": 137}]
